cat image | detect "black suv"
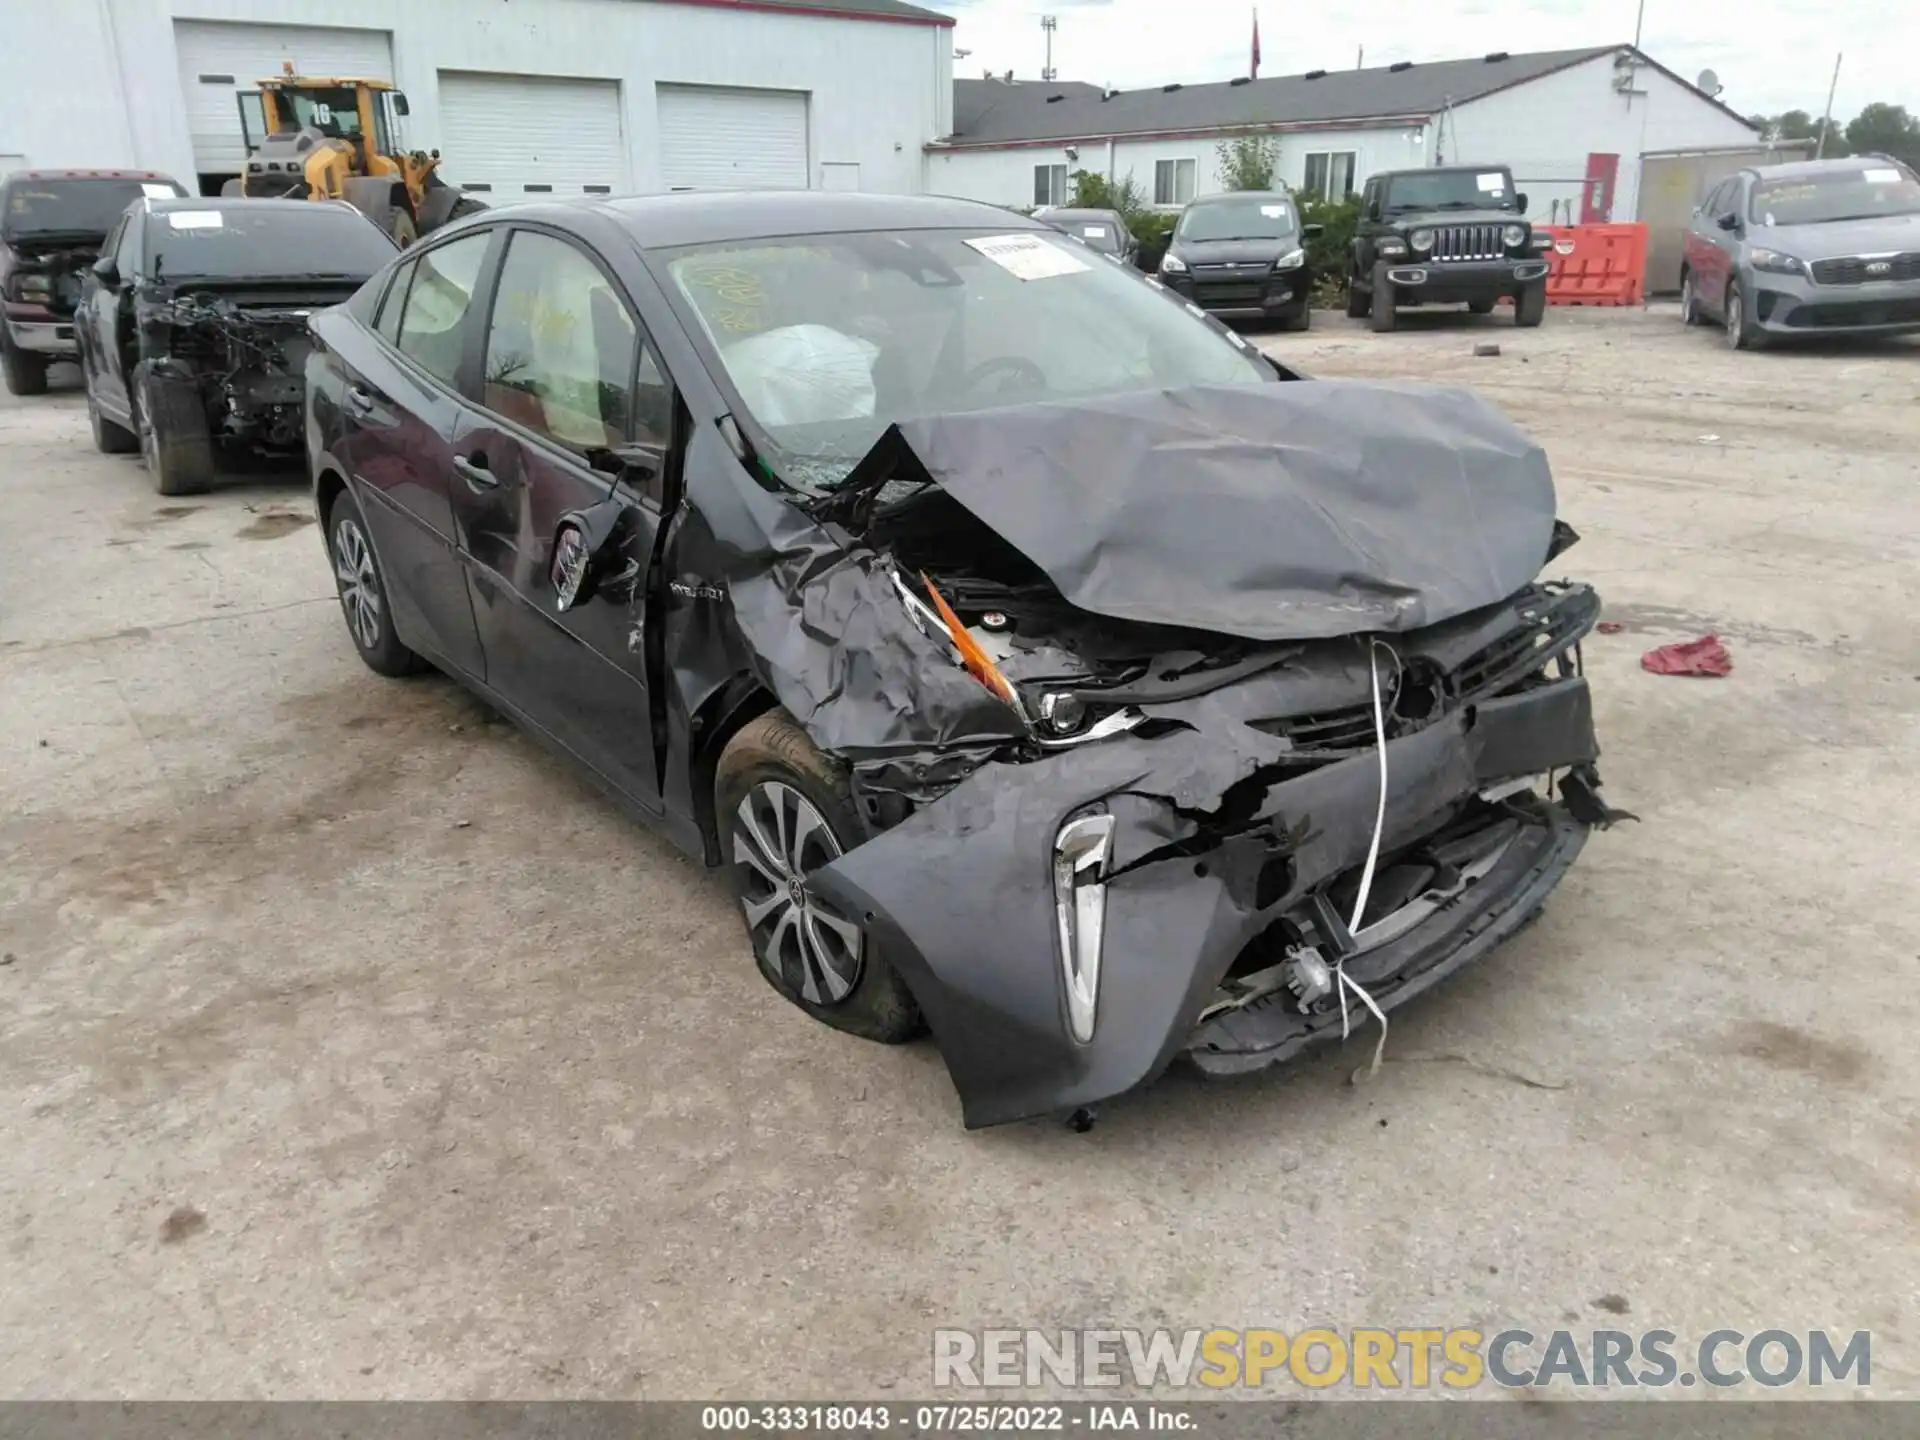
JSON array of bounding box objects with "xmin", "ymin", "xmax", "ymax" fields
[
  {"xmin": 1347, "ymin": 166, "xmax": 1551, "ymax": 331},
  {"xmin": 1, "ymin": 169, "xmax": 187, "ymax": 395},
  {"xmin": 1159, "ymin": 191, "xmax": 1323, "ymax": 329}
]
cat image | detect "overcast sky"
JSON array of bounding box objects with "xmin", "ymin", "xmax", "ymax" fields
[{"xmin": 943, "ymin": 0, "xmax": 1917, "ymax": 124}]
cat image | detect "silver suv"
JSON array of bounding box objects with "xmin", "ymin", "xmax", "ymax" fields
[{"xmin": 1680, "ymin": 156, "xmax": 1920, "ymax": 348}]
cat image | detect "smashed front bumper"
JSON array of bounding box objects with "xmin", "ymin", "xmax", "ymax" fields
[{"xmin": 811, "ymin": 673, "xmax": 1610, "ymax": 1129}]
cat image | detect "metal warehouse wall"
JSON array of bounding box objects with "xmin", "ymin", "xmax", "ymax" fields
[
  {"xmin": 1442, "ymin": 52, "xmax": 1759, "ymax": 224},
  {"xmin": 929, "ymin": 124, "xmax": 1428, "ymax": 210},
  {"xmin": 1, "ymin": 0, "xmax": 953, "ymax": 197}
]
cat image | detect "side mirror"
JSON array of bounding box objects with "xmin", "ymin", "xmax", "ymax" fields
[
  {"xmin": 91, "ymin": 256, "xmax": 120, "ymax": 285},
  {"xmin": 391, "ymin": 92, "xmax": 410, "ymax": 116},
  {"xmin": 1716, "ymin": 211, "xmax": 1740, "ymax": 232},
  {"xmin": 1301, "ymin": 223, "xmax": 1325, "ymax": 239},
  {"xmin": 549, "ymin": 492, "xmax": 640, "ymax": 612},
  {"xmin": 1515, "ymin": 192, "xmax": 1529, "ymax": 214}
]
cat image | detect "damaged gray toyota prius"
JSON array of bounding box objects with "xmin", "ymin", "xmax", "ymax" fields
[{"xmin": 307, "ymin": 192, "xmax": 1627, "ymax": 1130}]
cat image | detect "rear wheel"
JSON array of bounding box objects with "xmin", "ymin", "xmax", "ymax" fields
[
  {"xmin": 1515, "ymin": 282, "xmax": 1547, "ymax": 328},
  {"xmin": 325, "ymin": 487, "xmax": 423, "ymax": 677},
  {"xmin": 1679, "ymin": 268, "xmax": 1705, "ymax": 326},
  {"xmin": 1369, "ymin": 262, "xmax": 1397, "ymax": 332},
  {"xmin": 133, "ymin": 364, "xmax": 215, "ymax": 496},
  {"xmin": 2, "ymin": 333, "xmax": 48, "ymax": 397},
  {"xmin": 716, "ymin": 709, "xmax": 923, "ymax": 1045}
]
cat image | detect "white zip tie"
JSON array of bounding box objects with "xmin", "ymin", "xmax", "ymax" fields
[{"xmin": 1335, "ymin": 638, "xmax": 1393, "ymax": 1079}]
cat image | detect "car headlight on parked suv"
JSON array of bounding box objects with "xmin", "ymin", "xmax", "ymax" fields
[
  {"xmin": 1273, "ymin": 247, "xmax": 1305, "ymax": 270},
  {"xmin": 1160, "ymin": 252, "xmax": 1188, "ymax": 274},
  {"xmin": 1502, "ymin": 223, "xmax": 1528, "ymax": 248},
  {"xmin": 1409, "ymin": 228, "xmax": 1435, "ymax": 252},
  {"xmin": 1749, "ymin": 247, "xmax": 1806, "ymax": 276}
]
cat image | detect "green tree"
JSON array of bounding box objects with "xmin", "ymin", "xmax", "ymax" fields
[
  {"xmin": 1215, "ymin": 134, "xmax": 1280, "ymax": 191},
  {"xmin": 1750, "ymin": 108, "xmax": 1848, "ymax": 155},
  {"xmin": 1068, "ymin": 169, "xmax": 1146, "ymax": 218},
  {"xmin": 1843, "ymin": 103, "xmax": 1920, "ymax": 166}
]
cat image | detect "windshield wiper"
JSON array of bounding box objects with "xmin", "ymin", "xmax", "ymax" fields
[{"xmin": 1798, "ymin": 211, "xmax": 1917, "ymax": 224}]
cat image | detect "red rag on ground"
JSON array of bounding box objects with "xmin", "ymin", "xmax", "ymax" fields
[{"xmin": 1641, "ymin": 634, "xmax": 1731, "ymax": 677}]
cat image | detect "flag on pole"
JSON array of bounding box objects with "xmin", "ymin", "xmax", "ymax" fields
[{"xmin": 1251, "ymin": 9, "xmax": 1261, "ymax": 78}]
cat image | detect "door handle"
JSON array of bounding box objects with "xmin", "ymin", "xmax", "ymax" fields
[
  {"xmin": 452, "ymin": 453, "xmax": 498, "ymax": 490},
  {"xmin": 344, "ymin": 385, "xmax": 375, "ymax": 415}
]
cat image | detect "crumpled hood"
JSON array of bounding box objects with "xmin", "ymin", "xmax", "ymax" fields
[{"xmin": 848, "ymin": 380, "xmax": 1559, "ymax": 642}]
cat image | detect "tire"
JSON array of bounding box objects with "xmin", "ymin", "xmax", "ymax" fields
[
  {"xmin": 2, "ymin": 332, "xmax": 48, "ymax": 397},
  {"xmin": 1724, "ymin": 279, "xmax": 1767, "ymax": 351},
  {"xmin": 1515, "ymin": 282, "xmax": 1547, "ymax": 328},
  {"xmin": 1369, "ymin": 262, "xmax": 1397, "ymax": 332},
  {"xmin": 132, "ymin": 364, "xmax": 215, "ymax": 496},
  {"xmin": 1468, "ymin": 298, "xmax": 1496, "ymax": 315},
  {"xmin": 220, "ymin": 178, "xmax": 244, "ymax": 197},
  {"xmin": 716, "ymin": 709, "xmax": 923, "ymax": 1045},
  {"xmin": 324, "ymin": 486, "xmax": 424, "ymax": 678},
  {"xmin": 1275, "ymin": 300, "xmax": 1311, "ymax": 332},
  {"xmin": 389, "ymin": 210, "xmax": 418, "ymax": 248},
  {"xmin": 1679, "ymin": 268, "xmax": 1705, "ymax": 326},
  {"xmin": 87, "ymin": 383, "xmax": 137, "ymax": 454},
  {"xmin": 1345, "ymin": 270, "xmax": 1370, "ymax": 319}
]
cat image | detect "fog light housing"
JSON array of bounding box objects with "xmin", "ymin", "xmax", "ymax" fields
[{"xmin": 1054, "ymin": 810, "xmax": 1115, "ymax": 1044}]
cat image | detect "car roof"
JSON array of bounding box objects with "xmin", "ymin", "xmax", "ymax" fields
[
  {"xmin": 1185, "ymin": 190, "xmax": 1294, "ymax": 205},
  {"xmin": 1746, "ymin": 156, "xmax": 1912, "ymax": 182},
  {"xmin": 542, "ymin": 190, "xmax": 1050, "ymax": 249},
  {"xmin": 1041, "ymin": 207, "xmax": 1122, "ymax": 222},
  {"xmin": 1374, "ymin": 165, "xmax": 1509, "ymax": 180},
  {"xmin": 144, "ymin": 196, "xmax": 333, "ymax": 216},
  {"xmin": 6, "ymin": 169, "xmax": 180, "ymax": 183}
]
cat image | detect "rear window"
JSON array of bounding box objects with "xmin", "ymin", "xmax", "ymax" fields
[
  {"xmin": 3, "ymin": 177, "xmax": 183, "ymax": 241},
  {"xmin": 146, "ymin": 205, "xmax": 397, "ymax": 281}
]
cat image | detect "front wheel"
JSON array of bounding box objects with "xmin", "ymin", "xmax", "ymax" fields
[
  {"xmin": 716, "ymin": 709, "xmax": 923, "ymax": 1045},
  {"xmin": 1345, "ymin": 270, "xmax": 1370, "ymax": 319},
  {"xmin": 133, "ymin": 364, "xmax": 215, "ymax": 495},
  {"xmin": 1369, "ymin": 262, "xmax": 1398, "ymax": 332},
  {"xmin": 1724, "ymin": 280, "xmax": 1767, "ymax": 350},
  {"xmin": 1, "ymin": 333, "xmax": 48, "ymax": 397},
  {"xmin": 1515, "ymin": 282, "xmax": 1547, "ymax": 328},
  {"xmin": 1275, "ymin": 300, "xmax": 1312, "ymax": 332}
]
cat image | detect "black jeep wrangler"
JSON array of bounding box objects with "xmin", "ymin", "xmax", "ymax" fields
[{"xmin": 1347, "ymin": 165, "xmax": 1553, "ymax": 332}]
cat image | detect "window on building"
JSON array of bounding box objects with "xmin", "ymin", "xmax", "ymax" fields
[
  {"xmin": 1033, "ymin": 164, "xmax": 1068, "ymax": 207},
  {"xmin": 1303, "ymin": 151, "xmax": 1357, "ymax": 201},
  {"xmin": 483, "ymin": 230, "xmax": 641, "ymax": 452},
  {"xmin": 1154, "ymin": 158, "xmax": 1197, "ymax": 207}
]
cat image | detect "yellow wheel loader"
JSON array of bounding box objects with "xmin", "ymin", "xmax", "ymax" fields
[{"xmin": 227, "ymin": 67, "xmax": 483, "ymax": 244}]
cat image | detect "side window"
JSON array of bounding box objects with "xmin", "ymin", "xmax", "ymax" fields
[
  {"xmin": 112, "ymin": 215, "xmax": 141, "ymax": 275},
  {"xmin": 481, "ymin": 230, "xmax": 639, "ymax": 454},
  {"xmin": 374, "ymin": 258, "xmax": 415, "ymax": 344},
  {"xmin": 1364, "ymin": 179, "xmax": 1383, "ymax": 221},
  {"xmin": 394, "ymin": 232, "xmax": 492, "ymax": 385},
  {"xmin": 1702, "ymin": 179, "xmax": 1732, "ymax": 219}
]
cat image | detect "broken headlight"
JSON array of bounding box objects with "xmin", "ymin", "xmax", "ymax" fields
[
  {"xmin": 15, "ymin": 274, "xmax": 52, "ymax": 302},
  {"xmin": 1054, "ymin": 809, "xmax": 1115, "ymax": 1044}
]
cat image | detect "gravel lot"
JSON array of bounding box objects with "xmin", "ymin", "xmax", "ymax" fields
[{"xmin": 3, "ymin": 306, "xmax": 1917, "ymax": 1399}]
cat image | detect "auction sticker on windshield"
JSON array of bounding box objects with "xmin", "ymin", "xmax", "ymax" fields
[
  {"xmin": 965, "ymin": 234, "xmax": 1089, "ymax": 280},
  {"xmin": 1477, "ymin": 172, "xmax": 1507, "ymax": 194},
  {"xmin": 167, "ymin": 211, "xmax": 223, "ymax": 230},
  {"xmin": 141, "ymin": 183, "xmax": 177, "ymax": 199},
  {"xmin": 1863, "ymin": 168, "xmax": 1902, "ymax": 184}
]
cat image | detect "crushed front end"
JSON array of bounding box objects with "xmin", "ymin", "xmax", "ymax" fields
[
  {"xmin": 713, "ymin": 380, "xmax": 1628, "ymax": 1128},
  {"xmin": 135, "ymin": 286, "xmax": 342, "ymax": 452}
]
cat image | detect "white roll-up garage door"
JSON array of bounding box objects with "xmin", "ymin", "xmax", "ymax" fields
[
  {"xmin": 656, "ymin": 85, "xmax": 810, "ymax": 191},
  {"xmin": 174, "ymin": 21, "xmax": 393, "ymax": 178},
  {"xmin": 437, "ymin": 72, "xmax": 629, "ymax": 200}
]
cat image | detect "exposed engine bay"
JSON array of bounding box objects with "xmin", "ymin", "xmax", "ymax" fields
[{"xmin": 136, "ymin": 289, "xmax": 333, "ymax": 452}]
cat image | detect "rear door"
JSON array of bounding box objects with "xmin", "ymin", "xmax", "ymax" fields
[
  {"xmin": 447, "ymin": 225, "xmax": 674, "ymax": 808},
  {"xmin": 1693, "ymin": 178, "xmax": 1737, "ymax": 310},
  {"xmin": 331, "ymin": 228, "xmax": 497, "ymax": 678}
]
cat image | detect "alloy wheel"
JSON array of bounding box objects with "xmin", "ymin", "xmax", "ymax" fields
[
  {"xmin": 332, "ymin": 516, "xmax": 383, "ymax": 652},
  {"xmin": 1681, "ymin": 272, "xmax": 1695, "ymax": 324},
  {"xmin": 137, "ymin": 391, "xmax": 159, "ymax": 473},
  {"xmin": 732, "ymin": 780, "xmax": 865, "ymax": 1005},
  {"xmin": 1725, "ymin": 287, "xmax": 1743, "ymax": 349}
]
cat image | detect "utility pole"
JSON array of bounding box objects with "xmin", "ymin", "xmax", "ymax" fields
[
  {"xmin": 1040, "ymin": 15, "xmax": 1057, "ymax": 83},
  {"xmin": 1356, "ymin": 45, "xmax": 1364, "ymax": 69},
  {"xmin": 1632, "ymin": 0, "xmax": 1646, "ymax": 50},
  {"xmin": 1815, "ymin": 52, "xmax": 1842, "ymax": 158}
]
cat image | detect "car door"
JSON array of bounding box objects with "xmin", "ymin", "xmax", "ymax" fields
[
  {"xmin": 334, "ymin": 229, "xmax": 497, "ymax": 679},
  {"xmin": 447, "ymin": 225, "xmax": 674, "ymax": 809},
  {"xmin": 85, "ymin": 213, "xmax": 142, "ymax": 421},
  {"xmin": 1694, "ymin": 178, "xmax": 1739, "ymax": 311}
]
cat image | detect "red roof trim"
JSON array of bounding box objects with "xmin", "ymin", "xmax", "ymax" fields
[
  {"xmin": 661, "ymin": 0, "xmax": 953, "ymax": 28},
  {"xmin": 929, "ymin": 114, "xmax": 1431, "ymax": 152},
  {"xmin": 14, "ymin": 169, "xmax": 177, "ymax": 180}
]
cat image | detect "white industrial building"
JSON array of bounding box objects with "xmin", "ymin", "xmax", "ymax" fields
[
  {"xmin": 0, "ymin": 0, "xmax": 954, "ymax": 199},
  {"xmin": 933, "ymin": 45, "xmax": 1774, "ymax": 228}
]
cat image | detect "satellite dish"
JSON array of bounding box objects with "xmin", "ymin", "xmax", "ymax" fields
[{"xmin": 1696, "ymin": 68, "xmax": 1723, "ymax": 97}]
